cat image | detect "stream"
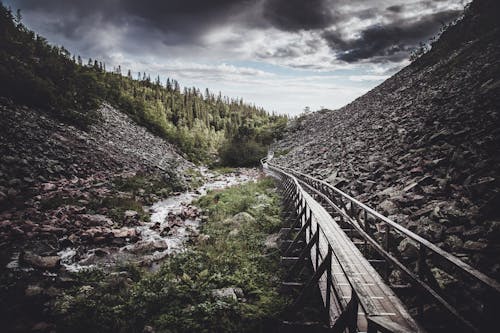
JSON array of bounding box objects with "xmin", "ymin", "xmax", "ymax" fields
[{"xmin": 56, "ymin": 168, "xmax": 260, "ymax": 272}]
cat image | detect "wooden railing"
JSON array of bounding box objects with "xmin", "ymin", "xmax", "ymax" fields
[{"xmin": 263, "ymin": 157, "xmax": 500, "ymax": 332}]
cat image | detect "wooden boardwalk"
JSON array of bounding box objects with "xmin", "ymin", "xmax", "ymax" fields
[{"xmin": 263, "ymin": 158, "xmax": 500, "ymax": 332}]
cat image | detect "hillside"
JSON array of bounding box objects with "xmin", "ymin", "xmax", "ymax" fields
[
  {"xmin": 273, "ymin": 0, "xmax": 500, "ymax": 278},
  {"xmin": 0, "ymin": 4, "xmax": 287, "ymax": 164}
]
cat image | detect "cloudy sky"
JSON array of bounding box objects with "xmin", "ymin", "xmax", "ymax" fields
[{"xmin": 5, "ymin": 0, "xmax": 469, "ymax": 115}]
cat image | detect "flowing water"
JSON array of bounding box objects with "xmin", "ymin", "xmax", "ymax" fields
[{"xmin": 56, "ymin": 168, "xmax": 260, "ymax": 272}]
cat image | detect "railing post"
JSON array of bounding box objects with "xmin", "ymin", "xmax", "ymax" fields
[
  {"xmin": 384, "ymin": 225, "xmax": 391, "ymax": 280},
  {"xmin": 417, "ymin": 245, "xmax": 427, "ymax": 319},
  {"xmin": 325, "ymin": 246, "xmax": 333, "ymax": 325}
]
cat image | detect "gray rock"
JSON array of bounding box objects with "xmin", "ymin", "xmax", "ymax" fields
[
  {"xmin": 211, "ymin": 287, "xmax": 243, "ymax": 301},
  {"xmin": 22, "ymin": 252, "xmax": 60, "ymax": 270},
  {"xmin": 379, "ymin": 200, "xmax": 398, "ymax": 215},
  {"xmin": 444, "ymin": 235, "xmax": 463, "ymax": 252},
  {"xmin": 397, "ymin": 238, "xmax": 419, "ymax": 259},
  {"xmin": 463, "ymin": 240, "xmax": 488, "ymax": 252}
]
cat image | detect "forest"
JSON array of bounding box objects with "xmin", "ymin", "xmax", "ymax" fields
[{"xmin": 0, "ymin": 5, "xmax": 287, "ymax": 165}]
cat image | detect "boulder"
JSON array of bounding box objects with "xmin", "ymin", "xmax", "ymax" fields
[
  {"xmin": 397, "ymin": 238, "xmax": 419, "ymax": 259},
  {"xmin": 112, "ymin": 227, "xmax": 138, "ymax": 239},
  {"xmin": 80, "ymin": 214, "xmax": 113, "ymax": 226},
  {"xmin": 227, "ymin": 212, "xmax": 255, "ymax": 227},
  {"xmin": 22, "ymin": 251, "xmax": 60, "ymax": 269}
]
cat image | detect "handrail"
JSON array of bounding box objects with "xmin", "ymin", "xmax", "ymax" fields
[
  {"xmin": 263, "ymin": 157, "xmax": 500, "ymax": 332},
  {"xmin": 263, "ymin": 157, "xmax": 421, "ymax": 332},
  {"xmin": 265, "ymin": 159, "xmax": 362, "ymax": 331}
]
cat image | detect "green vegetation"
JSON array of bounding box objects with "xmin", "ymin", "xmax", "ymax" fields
[
  {"xmin": 0, "ymin": 5, "xmax": 287, "ymax": 164},
  {"xmin": 54, "ymin": 178, "xmax": 288, "ymax": 332}
]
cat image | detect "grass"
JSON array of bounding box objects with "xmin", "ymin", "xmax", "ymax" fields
[{"xmin": 54, "ymin": 177, "xmax": 288, "ymax": 333}]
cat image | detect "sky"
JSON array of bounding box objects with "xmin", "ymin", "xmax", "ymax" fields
[{"xmin": 5, "ymin": 0, "xmax": 470, "ymax": 116}]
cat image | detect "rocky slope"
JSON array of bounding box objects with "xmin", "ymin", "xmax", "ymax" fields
[
  {"xmin": 0, "ymin": 99, "xmax": 200, "ymax": 331},
  {"xmin": 0, "ymin": 98, "xmax": 196, "ymax": 249},
  {"xmin": 272, "ymin": 0, "xmax": 500, "ymax": 278}
]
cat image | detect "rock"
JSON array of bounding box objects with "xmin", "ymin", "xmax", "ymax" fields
[
  {"xmin": 397, "ymin": 238, "xmax": 419, "ymax": 259},
  {"xmin": 31, "ymin": 322, "xmax": 53, "ymax": 332},
  {"xmin": 21, "ymin": 252, "xmax": 60, "ymax": 269},
  {"xmin": 41, "ymin": 183, "xmax": 57, "ymax": 191},
  {"xmin": 227, "ymin": 212, "xmax": 255, "ymax": 227},
  {"xmin": 379, "ymin": 200, "xmax": 398, "ymax": 215},
  {"xmin": 25, "ymin": 285, "xmax": 44, "ymax": 297},
  {"xmin": 127, "ymin": 240, "xmax": 168, "ymax": 254},
  {"xmin": 112, "ymin": 227, "xmax": 138, "ymax": 239},
  {"xmin": 143, "ymin": 326, "xmax": 155, "ymax": 333},
  {"xmin": 211, "ymin": 287, "xmax": 243, "ymax": 301},
  {"xmin": 196, "ymin": 234, "xmax": 211, "ymax": 245},
  {"xmin": 228, "ymin": 229, "xmax": 239, "ymax": 237},
  {"xmin": 463, "ymin": 240, "xmax": 488, "ymax": 252},
  {"xmin": 431, "ymin": 267, "xmax": 458, "ymax": 290},
  {"xmin": 463, "ymin": 226, "xmax": 485, "ymax": 240},
  {"xmin": 264, "ymin": 233, "xmax": 280, "ymax": 250},
  {"xmin": 124, "ymin": 210, "xmax": 138, "ymax": 218},
  {"xmin": 444, "ymin": 235, "xmax": 463, "ymax": 252},
  {"xmin": 486, "ymin": 221, "xmax": 500, "ymax": 240},
  {"xmin": 80, "ymin": 214, "xmax": 113, "ymax": 226}
]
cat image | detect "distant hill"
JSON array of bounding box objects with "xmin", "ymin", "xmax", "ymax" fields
[
  {"xmin": 0, "ymin": 4, "xmax": 287, "ymax": 164},
  {"xmin": 273, "ymin": 0, "xmax": 500, "ymax": 278}
]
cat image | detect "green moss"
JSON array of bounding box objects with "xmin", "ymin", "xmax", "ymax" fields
[{"xmin": 54, "ymin": 177, "xmax": 288, "ymax": 333}]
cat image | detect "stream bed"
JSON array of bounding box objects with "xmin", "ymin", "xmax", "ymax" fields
[{"xmin": 55, "ymin": 168, "xmax": 260, "ymax": 272}]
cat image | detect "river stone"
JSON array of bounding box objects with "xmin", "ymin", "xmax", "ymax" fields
[
  {"xmin": 22, "ymin": 251, "xmax": 60, "ymax": 269},
  {"xmin": 112, "ymin": 227, "xmax": 138, "ymax": 239}
]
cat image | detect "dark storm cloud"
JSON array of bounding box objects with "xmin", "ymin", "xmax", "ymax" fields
[
  {"xmin": 7, "ymin": 0, "xmax": 467, "ymax": 65},
  {"xmin": 262, "ymin": 0, "xmax": 336, "ymax": 31},
  {"xmin": 11, "ymin": 0, "xmax": 253, "ymax": 43},
  {"xmin": 323, "ymin": 9, "xmax": 462, "ymax": 63}
]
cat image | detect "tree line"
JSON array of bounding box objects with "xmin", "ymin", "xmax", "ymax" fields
[{"xmin": 0, "ymin": 4, "xmax": 288, "ymax": 164}]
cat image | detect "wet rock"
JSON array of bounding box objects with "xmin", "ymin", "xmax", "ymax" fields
[
  {"xmin": 111, "ymin": 227, "xmax": 138, "ymax": 239},
  {"xmin": 21, "ymin": 251, "xmax": 61, "ymax": 269},
  {"xmin": 127, "ymin": 240, "xmax": 168, "ymax": 254}
]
